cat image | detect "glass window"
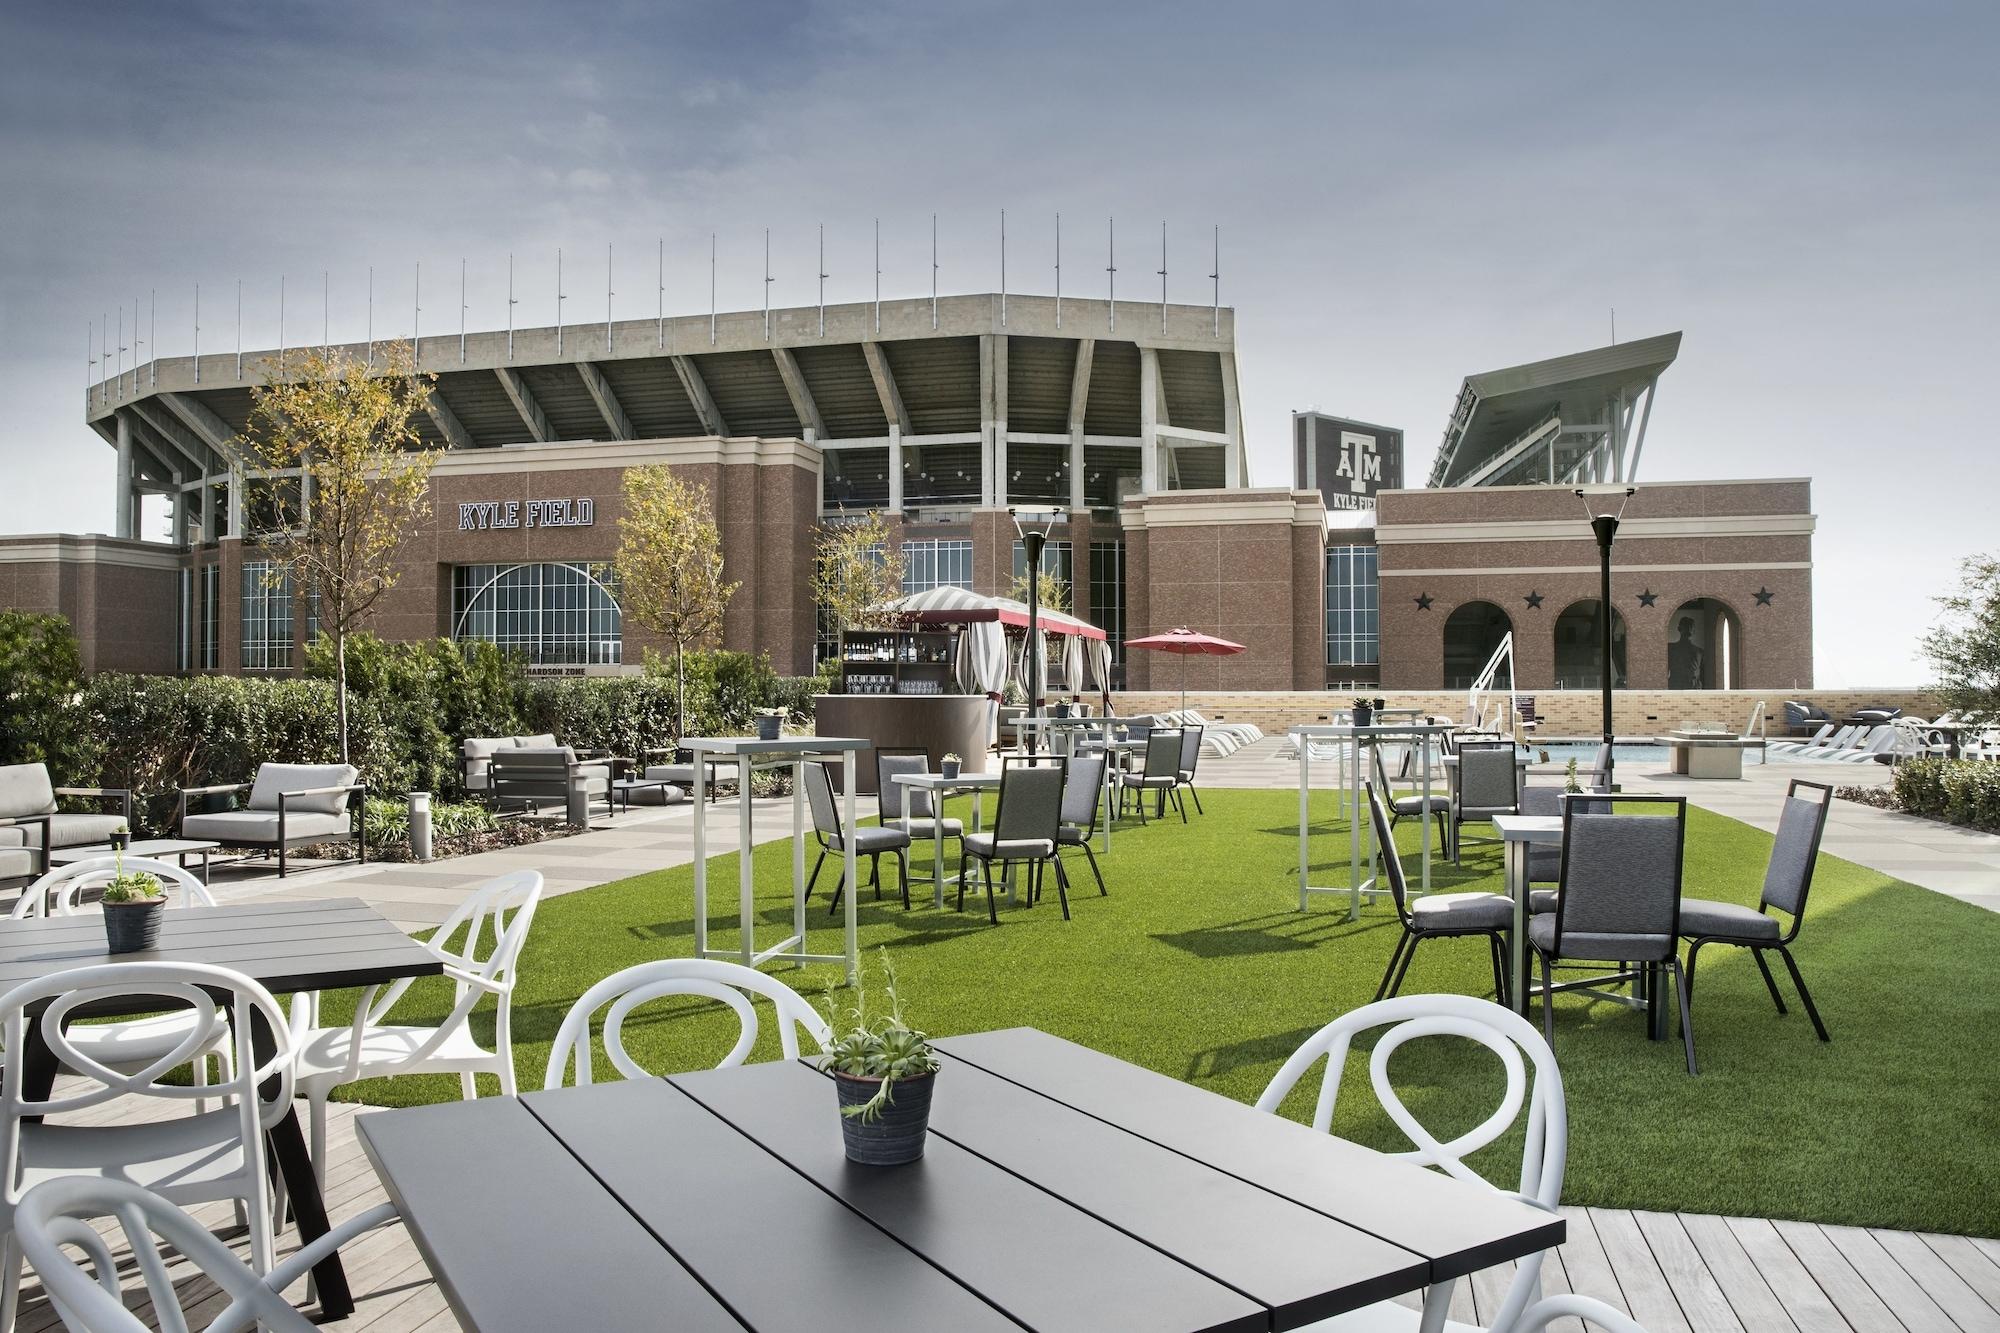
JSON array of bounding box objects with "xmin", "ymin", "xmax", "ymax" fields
[
  {"xmin": 1011, "ymin": 539, "xmax": 1073, "ymax": 589},
  {"xmin": 240, "ymin": 560, "xmax": 295, "ymax": 670},
  {"xmin": 198, "ymin": 564, "xmax": 220, "ymax": 671},
  {"xmin": 900, "ymin": 539, "xmax": 974, "ymax": 594},
  {"xmin": 452, "ymin": 563, "xmax": 622, "ymax": 666},
  {"xmin": 1089, "ymin": 541, "xmax": 1126, "ymax": 677},
  {"xmin": 1325, "ymin": 544, "xmax": 1379, "ymax": 667}
]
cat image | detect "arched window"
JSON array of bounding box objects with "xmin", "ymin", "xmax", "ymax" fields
[
  {"xmin": 1667, "ymin": 598, "xmax": 1741, "ymax": 690},
  {"xmin": 451, "ymin": 562, "xmax": 623, "ymax": 666},
  {"xmin": 1443, "ymin": 601, "xmax": 1513, "ymax": 689},
  {"xmin": 1553, "ymin": 600, "xmax": 1627, "ymax": 689}
]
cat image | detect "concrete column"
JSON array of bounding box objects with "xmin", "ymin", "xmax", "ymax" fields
[
  {"xmin": 114, "ymin": 416, "xmax": 136, "ymax": 538},
  {"xmin": 1221, "ymin": 351, "xmax": 1244, "ymax": 488},
  {"xmin": 979, "ymin": 336, "xmax": 997, "ymax": 507},
  {"xmin": 1139, "ymin": 346, "xmax": 1161, "ymax": 493},
  {"xmin": 887, "ymin": 423, "xmax": 904, "ymax": 514},
  {"xmin": 1069, "ymin": 426, "xmax": 1086, "ymax": 512},
  {"xmin": 986, "ymin": 334, "xmax": 1009, "ymax": 509}
]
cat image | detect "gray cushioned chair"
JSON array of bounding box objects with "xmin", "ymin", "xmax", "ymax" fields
[
  {"xmin": 960, "ymin": 756, "xmax": 1069, "ymax": 924},
  {"xmin": 1055, "ymin": 751, "xmax": 1109, "ymax": 898},
  {"xmin": 1366, "ymin": 782, "xmax": 1514, "ymax": 1006},
  {"xmin": 487, "ymin": 747, "xmax": 612, "ymax": 821},
  {"xmin": 1174, "ymin": 724, "xmax": 1206, "ymax": 815},
  {"xmin": 178, "ymin": 762, "xmax": 365, "ymax": 877},
  {"xmin": 876, "ymin": 748, "xmax": 961, "ymax": 891},
  {"xmin": 1529, "ymin": 795, "xmax": 1695, "ymax": 1073},
  {"xmin": 803, "ymin": 759, "xmax": 910, "ymax": 912},
  {"xmin": 0, "ymin": 763, "xmax": 134, "ymax": 876},
  {"xmin": 1371, "ymin": 742, "xmax": 1450, "ymax": 853},
  {"xmin": 1450, "ymin": 740, "xmax": 1520, "ymax": 865},
  {"xmin": 460, "ymin": 734, "xmax": 560, "ymax": 797},
  {"xmin": 1524, "ymin": 785, "xmax": 1611, "ymax": 914},
  {"xmin": 1116, "ymin": 728, "xmax": 1186, "ymax": 824},
  {"xmin": 1680, "ymin": 779, "xmax": 1834, "ymax": 1043}
]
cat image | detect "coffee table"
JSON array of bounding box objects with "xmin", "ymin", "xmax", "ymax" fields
[{"xmin": 48, "ymin": 838, "xmax": 220, "ymax": 882}]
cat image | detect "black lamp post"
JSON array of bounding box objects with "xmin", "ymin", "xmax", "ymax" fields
[
  {"xmin": 1010, "ymin": 507, "xmax": 1059, "ymax": 754},
  {"xmin": 1575, "ymin": 486, "xmax": 1636, "ymax": 789}
]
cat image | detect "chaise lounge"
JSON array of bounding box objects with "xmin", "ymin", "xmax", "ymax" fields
[{"xmin": 177, "ymin": 762, "xmax": 366, "ymax": 877}]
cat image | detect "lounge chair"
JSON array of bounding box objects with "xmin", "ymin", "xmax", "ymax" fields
[
  {"xmin": 0, "ymin": 763, "xmax": 134, "ymax": 877},
  {"xmin": 1793, "ymin": 724, "xmax": 1860, "ymax": 758},
  {"xmin": 177, "ymin": 762, "xmax": 366, "ymax": 877},
  {"xmin": 1767, "ymin": 722, "xmax": 1836, "ymax": 754}
]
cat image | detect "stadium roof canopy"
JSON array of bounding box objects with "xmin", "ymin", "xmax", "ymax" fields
[{"xmin": 1427, "ymin": 330, "xmax": 1681, "ymax": 489}]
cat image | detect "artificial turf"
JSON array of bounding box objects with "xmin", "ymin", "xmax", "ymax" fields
[{"xmin": 332, "ymin": 787, "xmax": 2000, "ymax": 1237}]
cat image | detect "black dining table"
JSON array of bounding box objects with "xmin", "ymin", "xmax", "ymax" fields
[
  {"xmin": 358, "ymin": 1026, "xmax": 1563, "ymax": 1332},
  {"xmin": 0, "ymin": 896, "xmax": 443, "ymax": 1320}
]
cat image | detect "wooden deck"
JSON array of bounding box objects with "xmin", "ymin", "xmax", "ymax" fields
[{"xmin": 14, "ymin": 1095, "xmax": 2000, "ymax": 1333}]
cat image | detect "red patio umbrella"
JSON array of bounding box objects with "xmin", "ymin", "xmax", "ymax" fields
[{"xmin": 1122, "ymin": 627, "xmax": 1245, "ymax": 712}]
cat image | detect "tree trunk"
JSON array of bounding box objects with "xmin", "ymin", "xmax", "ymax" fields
[
  {"xmin": 676, "ymin": 642, "xmax": 687, "ymax": 743},
  {"xmin": 334, "ymin": 626, "xmax": 351, "ymax": 765}
]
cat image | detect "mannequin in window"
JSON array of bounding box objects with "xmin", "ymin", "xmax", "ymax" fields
[{"xmin": 1668, "ymin": 615, "xmax": 1706, "ymax": 689}]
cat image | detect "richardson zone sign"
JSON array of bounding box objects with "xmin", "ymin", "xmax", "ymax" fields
[{"xmin": 457, "ymin": 498, "xmax": 595, "ymax": 531}]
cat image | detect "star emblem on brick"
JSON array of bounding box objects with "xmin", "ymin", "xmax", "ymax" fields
[
  {"xmin": 1523, "ymin": 590, "xmax": 1545, "ymax": 610},
  {"xmin": 1636, "ymin": 589, "xmax": 1658, "ymax": 608},
  {"xmin": 1754, "ymin": 587, "xmax": 1775, "ymax": 606},
  {"xmin": 1414, "ymin": 592, "xmax": 1434, "ymax": 611}
]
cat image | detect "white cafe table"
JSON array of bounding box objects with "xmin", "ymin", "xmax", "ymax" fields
[
  {"xmin": 685, "ymin": 735, "xmax": 869, "ymax": 983},
  {"xmin": 891, "ymin": 771, "xmax": 999, "ymax": 908},
  {"xmin": 1289, "ymin": 722, "xmax": 1452, "ymax": 920},
  {"xmin": 1492, "ymin": 814, "xmax": 1562, "ymax": 1019}
]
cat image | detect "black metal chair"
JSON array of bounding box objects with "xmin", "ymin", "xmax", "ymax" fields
[
  {"xmin": 1055, "ymin": 751, "xmax": 1109, "ymax": 898},
  {"xmin": 1679, "ymin": 779, "xmax": 1834, "ymax": 1043},
  {"xmin": 959, "ymin": 756, "xmax": 1069, "ymax": 924},
  {"xmin": 1175, "ymin": 724, "xmax": 1206, "ymax": 815},
  {"xmin": 1524, "ymin": 784, "xmax": 1611, "ymax": 914},
  {"xmin": 803, "ymin": 760, "xmax": 911, "ymax": 913},
  {"xmin": 1117, "ymin": 729, "xmax": 1186, "ymax": 823},
  {"xmin": 1529, "ymin": 795, "xmax": 1696, "ymax": 1074},
  {"xmin": 1451, "ymin": 740, "xmax": 1520, "ymax": 864},
  {"xmin": 1366, "ymin": 783, "xmax": 1513, "ymax": 1006},
  {"xmin": 1371, "ymin": 742, "xmax": 1450, "ymax": 853}
]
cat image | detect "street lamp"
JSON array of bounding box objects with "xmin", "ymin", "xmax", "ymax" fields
[
  {"xmin": 1575, "ymin": 485, "xmax": 1636, "ymax": 790},
  {"xmin": 1009, "ymin": 506, "xmax": 1061, "ymax": 754}
]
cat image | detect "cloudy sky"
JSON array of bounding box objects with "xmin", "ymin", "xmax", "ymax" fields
[{"xmin": 3, "ymin": 1, "xmax": 1994, "ymax": 684}]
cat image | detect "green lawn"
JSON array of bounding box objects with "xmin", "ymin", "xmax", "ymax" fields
[{"xmin": 334, "ymin": 788, "xmax": 2000, "ymax": 1237}]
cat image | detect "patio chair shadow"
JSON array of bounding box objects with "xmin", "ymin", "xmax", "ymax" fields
[
  {"xmin": 1152, "ymin": 908, "xmax": 1352, "ymax": 958},
  {"xmin": 1183, "ymin": 1025, "xmax": 1326, "ymax": 1082}
]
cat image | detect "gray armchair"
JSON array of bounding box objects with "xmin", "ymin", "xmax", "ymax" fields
[
  {"xmin": 1451, "ymin": 741, "xmax": 1521, "ymax": 864},
  {"xmin": 960, "ymin": 756, "xmax": 1069, "ymax": 924},
  {"xmin": 487, "ymin": 747, "xmax": 611, "ymax": 823},
  {"xmin": 0, "ymin": 763, "xmax": 134, "ymax": 876},
  {"xmin": 178, "ymin": 762, "xmax": 365, "ymax": 877},
  {"xmin": 1528, "ymin": 794, "xmax": 1695, "ymax": 1073}
]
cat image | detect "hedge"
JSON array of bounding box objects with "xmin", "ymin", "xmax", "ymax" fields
[
  {"xmin": 0, "ymin": 617, "xmax": 820, "ymax": 837},
  {"xmin": 1889, "ymin": 758, "xmax": 2000, "ymax": 833}
]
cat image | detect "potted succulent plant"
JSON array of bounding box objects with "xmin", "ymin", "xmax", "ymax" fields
[
  {"xmin": 939, "ymin": 752, "xmax": 962, "ymax": 780},
  {"xmin": 109, "ymin": 822, "xmax": 131, "ymax": 852},
  {"xmin": 753, "ymin": 707, "xmax": 786, "ymax": 742},
  {"xmin": 1371, "ymin": 697, "xmax": 1387, "ymax": 713},
  {"xmin": 820, "ymin": 955, "xmax": 940, "ymax": 1166},
  {"xmin": 1351, "ymin": 696, "xmax": 1374, "ymax": 728},
  {"xmin": 100, "ymin": 849, "xmax": 165, "ymax": 954}
]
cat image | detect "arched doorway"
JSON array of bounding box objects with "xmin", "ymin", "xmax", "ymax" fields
[
  {"xmin": 1668, "ymin": 598, "xmax": 1741, "ymax": 689},
  {"xmin": 1443, "ymin": 601, "xmax": 1513, "ymax": 689},
  {"xmin": 1554, "ymin": 600, "xmax": 1627, "ymax": 688}
]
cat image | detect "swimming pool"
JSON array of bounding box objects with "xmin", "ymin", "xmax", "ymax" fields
[{"xmin": 1527, "ymin": 738, "xmax": 1792, "ymax": 768}]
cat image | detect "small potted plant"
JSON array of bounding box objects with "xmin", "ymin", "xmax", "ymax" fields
[
  {"xmin": 939, "ymin": 752, "xmax": 962, "ymax": 780},
  {"xmin": 109, "ymin": 822, "xmax": 131, "ymax": 852},
  {"xmin": 1564, "ymin": 756, "xmax": 1583, "ymax": 794},
  {"xmin": 820, "ymin": 954, "xmax": 940, "ymax": 1166},
  {"xmin": 100, "ymin": 856, "xmax": 166, "ymax": 954},
  {"xmin": 1371, "ymin": 697, "xmax": 1387, "ymax": 713},
  {"xmin": 753, "ymin": 707, "xmax": 786, "ymax": 742},
  {"xmin": 1351, "ymin": 696, "xmax": 1374, "ymax": 728}
]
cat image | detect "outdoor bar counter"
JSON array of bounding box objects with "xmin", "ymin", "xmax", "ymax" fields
[{"xmin": 813, "ymin": 693, "xmax": 990, "ymax": 794}]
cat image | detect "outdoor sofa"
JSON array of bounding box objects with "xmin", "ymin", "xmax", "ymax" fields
[
  {"xmin": 0, "ymin": 762, "xmax": 133, "ymax": 877},
  {"xmin": 487, "ymin": 746, "xmax": 614, "ymax": 822},
  {"xmin": 177, "ymin": 762, "xmax": 366, "ymax": 877}
]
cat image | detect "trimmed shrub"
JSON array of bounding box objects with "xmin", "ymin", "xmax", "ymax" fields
[
  {"xmin": 1884, "ymin": 758, "xmax": 2000, "ymax": 833},
  {"xmin": 0, "ymin": 611, "xmax": 86, "ymax": 775}
]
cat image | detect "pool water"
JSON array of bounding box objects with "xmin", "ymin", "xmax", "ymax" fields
[{"xmin": 1529, "ymin": 739, "xmax": 1791, "ymax": 767}]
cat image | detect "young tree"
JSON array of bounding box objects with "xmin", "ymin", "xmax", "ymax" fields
[
  {"xmin": 812, "ymin": 511, "xmax": 905, "ymax": 635},
  {"xmin": 245, "ymin": 343, "xmax": 440, "ymax": 764},
  {"xmin": 1008, "ymin": 567, "xmax": 1071, "ymax": 616},
  {"xmin": 615, "ymin": 465, "xmax": 739, "ymax": 739},
  {"xmin": 1924, "ymin": 553, "xmax": 2000, "ymax": 722}
]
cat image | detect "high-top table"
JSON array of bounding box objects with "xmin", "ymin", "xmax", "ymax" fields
[
  {"xmin": 358, "ymin": 1026, "xmax": 1563, "ymax": 1333},
  {"xmin": 0, "ymin": 897, "xmax": 441, "ymax": 1321},
  {"xmin": 683, "ymin": 735, "xmax": 870, "ymax": 983},
  {"xmin": 891, "ymin": 771, "xmax": 999, "ymax": 908},
  {"xmin": 1289, "ymin": 722, "xmax": 1453, "ymax": 919}
]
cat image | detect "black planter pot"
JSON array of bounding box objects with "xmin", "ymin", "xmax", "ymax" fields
[
  {"xmin": 103, "ymin": 899, "xmax": 164, "ymax": 954},
  {"xmin": 754, "ymin": 715, "xmax": 783, "ymax": 741},
  {"xmin": 834, "ymin": 1070, "xmax": 935, "ymax": 1165},
  {"xmin": 1352, "ymin": 705, "xmax": 1374, "ymax": 729},
  {"xmin": 109, "ymin": 830, "xmax": 130, "ymax": 852},
  {"xmin": 940, "ymin": 760, "xmax": 961, "ymax": 780}
]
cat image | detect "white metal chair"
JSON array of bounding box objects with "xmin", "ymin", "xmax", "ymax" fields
[
  {"xmin": 291, "ymin": 870, "xmax": 543, "ymax": 1184},
  {"xmin": 1516, "ymin": 1294, "xmax": 1649, "ymax": 1332},
  {"xmin": 14, "ymin": 1175, "xmax": 399, "ymax": 1333},
  {"xmin": 10, "ymin": 859, "xmax": 232, "ymax": 1100},
  {"xmin": 1255, "ymin": 994, "xmax": 1566, "ymax": 1333},
  {"xmin": 0, "ymin": 962, "xmax": 296, "ymax": 1330},
  {"xmin": 543, "ymin": 958, "xmax": 831, "ymax": 1089}
]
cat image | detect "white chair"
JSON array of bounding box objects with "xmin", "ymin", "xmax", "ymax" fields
[
  {"xmin": 291, "ymin": 870, "xmax": 542, "ymax": 1184},
  {"xmin": 10, "ymin": 859, "xmax": 233, "ymax": 1100},
  {"xmin": 544, "ymin": 958, "xmax": 831, "ymax": 1089},
  {"xmin": 14, "ymin": 1176, "xmax": 399, "ymax": 1333},
  {"xmin": 1517, "ymin": 1294, "xmax": 1648, "ymax": 1332},
  {"xmin": 1255, "ymin": 994, "xmax": 1566, "ymax": 1333},
  {"xmin": 0, "ymin": 962, "xmax": 295, "ymax": 1330}
]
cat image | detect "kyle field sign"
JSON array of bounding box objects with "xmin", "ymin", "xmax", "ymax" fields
[{"xmin": 458, "ymin": 498, "xmax": 595, "ymax": 531}]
